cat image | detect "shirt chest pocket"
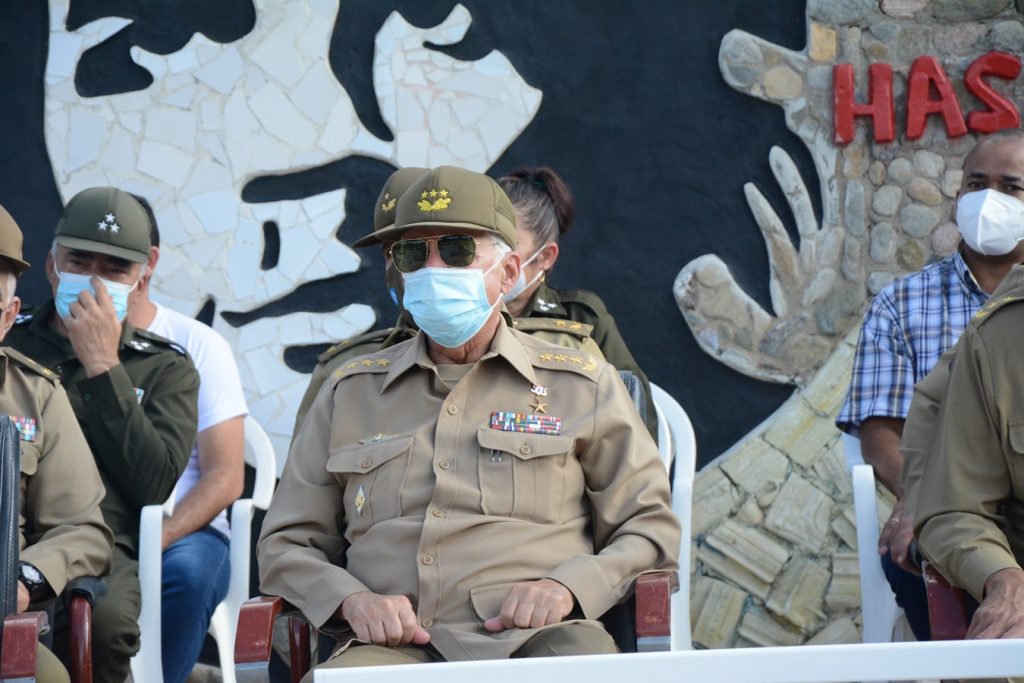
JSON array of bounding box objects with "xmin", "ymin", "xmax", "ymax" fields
[
  {"xmin": 18, "ymin": 443, "xmax": 40, "ymax": 533},
  {"xmin": 327, "ymin": 435, "xmax": 414, "ymax": 530},
  {"xmin": 476, "ymin": 427, "xmax": 578, "ymax": 523}
]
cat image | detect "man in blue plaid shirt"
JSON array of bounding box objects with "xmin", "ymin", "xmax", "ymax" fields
[{"xmin": 837, "ymin": 129, "xmax": 1024, "ymax": 641}]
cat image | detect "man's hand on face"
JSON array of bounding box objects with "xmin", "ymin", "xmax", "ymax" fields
[
  {"xmin": 483, "ymin": 579, "xmax": 574, "ymax": 632},
  {"xmin": 339, "ymin": 591, "xmax": 431, "ymax": 648},
  {"xmin": 968, "ymin": 567, "xmax": 1024, "ymax": 639},
  {"xmin": 64, "ymin": 277, "xmax": 122, "ymax": 377},
  {"xmin": 878, "ymin": 497, "xmax": 919, "ymax": 574},
  {"xmin": 17, "ymin": 581, "xmax": 29, "ymax": 613}
]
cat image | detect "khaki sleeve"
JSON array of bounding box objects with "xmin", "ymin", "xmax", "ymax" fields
[
  {"xmin": 546, "ymin": 363, "xmax": 680, "ymax": 619},
  {"xmin": 292, "ymin": 361, "xmax": 331, "ymax": 439},
  {"xmin": 21, "ymin": 384, "xmax": 113, "ymax": 594},
  {"xmin": 258, "ymin": 378, "xmax": 370, "ymax": 628},
  {"xmin": 900, "ymin": 347, "xmax": 954, "ymax": 513},
  {"xmin": 915, "ymin": 329, "xmax": 1019, "ymax": 601}
]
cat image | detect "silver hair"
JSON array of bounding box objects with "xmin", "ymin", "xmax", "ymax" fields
[
  {"xmin": 0, "ymin": 271, "xmax": 15, "ymax": 306},
  {"xmin": 488, "ymin": 235, "xmax": 512, "ymax": 259}
]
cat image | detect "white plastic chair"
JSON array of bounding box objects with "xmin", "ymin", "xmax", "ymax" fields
[
  {"xmin": 650, "ymin": 382, "xmax": 696, "ymax": 651},
  {"xmin": 131, "ymin": 416, "xmax": 276, "ymax": 683},
  {"xmin": 846, "ymin": 434, "xmax": 903, "ymax": 646}
]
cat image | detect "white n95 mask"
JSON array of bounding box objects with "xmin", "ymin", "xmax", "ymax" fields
[{"xmin": 956, "ymin": 189, "xmax": 1024, "ymax": 256}]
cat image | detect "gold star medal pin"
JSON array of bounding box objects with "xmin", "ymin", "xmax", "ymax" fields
[{"xmin": 529, "ymin": 384, "xmax": 549, "ymax": 415}]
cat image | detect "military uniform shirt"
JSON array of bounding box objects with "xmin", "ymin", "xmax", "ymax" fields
[
  {"xmin": 7, "ymin": 301, "xmax": 200, "ymax": 546},
  {"xmin": 915, "ymin": 269, "xmax": 1024, "ymax": 601},
  {"xmin": 259, "ymin": 319, "xmax": 680, "ymax": 661},
  {"xmin": 2, "ymin": 346, "xmax": 113, "ymax": 594}
]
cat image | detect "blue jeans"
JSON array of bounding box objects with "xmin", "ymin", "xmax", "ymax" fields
[{"xmin": 161, "ymin": 527, "xmax": 231, "ymax": 683}]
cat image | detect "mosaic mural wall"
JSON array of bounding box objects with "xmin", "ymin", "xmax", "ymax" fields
[{"xmin": 3, "ymin": 0, "xmax": 1021, "ymax": 648}]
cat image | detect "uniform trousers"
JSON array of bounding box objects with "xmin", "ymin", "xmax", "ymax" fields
[
  {"xmin": 53, "ymin": 543, "xmax": 140, "ymax": 683},
  {"xmin": 36, "ymin": 644, "xmax": 70, "ymax": 683},
  {"xmin": 301, "ymin": 622, "xmax": 618, "ymax": 683}
]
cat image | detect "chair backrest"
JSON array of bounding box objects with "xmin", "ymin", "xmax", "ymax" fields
[
  {"xmin": 842, "ymin": 431, "xmax": 866, "ymax": 471},
  {"xmin": 649, "ymin": 383, "xmax": 696, "ymax": 651},
  {"xmin": 852, "ymin": 462, "xmax": 902, "ymax": 643},
  {"xmin": 0, "ymin": 416, "xmax": 20, "ymax": 619},
  {"xmin": 244, "ymin": 415, "xmax": 276, "ymax": 510}
]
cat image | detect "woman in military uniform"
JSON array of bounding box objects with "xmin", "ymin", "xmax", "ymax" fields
[{"xmin": 498, "ymin": 167, "xmax": 656, "ymax": 436}]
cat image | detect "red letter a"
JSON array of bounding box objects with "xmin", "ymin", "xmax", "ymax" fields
[{"xmin": 906, "ymin": 56, "xmax": 967, "ymax": 140}]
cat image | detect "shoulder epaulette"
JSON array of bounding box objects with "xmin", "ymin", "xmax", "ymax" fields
[
  {"xmin": 517, "ymin": 335, "xmax": 604, "ymax": 381},
  {"xmin": 4, "ymin": 347, "xmax": 58, "ymax": 385},
  {"xmin": 318, "ymin": 328, "xmax": 396, "ymax": 365},
  {"xmin": 330, "ymin": 346, "xmax": 406, "ymax": 384},
  {"xmin": 551, "ymin": 288, "xmax": 609, "ymax": 315},
  {"xmin": 514, "ymin": 317, "xmax": 594, "ymax": 339},
  {"xmin": 972, "ymin": 293, "xmax": 1024, "ymax": 326},
  {"xmin": 130, "ymin": 329, "xmax": 188, "ymax": 357}
]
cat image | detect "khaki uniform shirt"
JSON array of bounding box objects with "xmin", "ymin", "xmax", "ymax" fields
[
  {"xmin": 914, "ymin": 267, "xmax": 1024, "ymax": 600},
  {"xmin": 259, "ymin": 320, "xmax": 679, "ymax": 661},
  {"xmin": 291, "ymin": 313, "xmax": 605, "ymax": 437},
  {"xmin": 2, "ymin": 346, "xmax": 113, "ymax": 595},
  {"xmin": 521, "ymin": 282, "xmax": 657, "ymax": 438},
  {"xmin": 7, "ymin": 302, "xmax": 200, "ymax": 550}
]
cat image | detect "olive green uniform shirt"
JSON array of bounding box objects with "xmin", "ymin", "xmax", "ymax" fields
[
  {"xmin": 259, "ymin": 320, "xmax": 680, "ymax": 661},
  {"xmin": 914, "ymin": 268, "xmax": 1024, "ymax": 601},
  {"xmin": 4, "ymin": 346, "xmax": 113, "ymax": 595},
  {"xmin": 521, "ymin": 282, "xmax": 657, "ymax": 438},
  {"xmin": 7, "ymin": 301, "xmax": 200, "ymax": 549}
]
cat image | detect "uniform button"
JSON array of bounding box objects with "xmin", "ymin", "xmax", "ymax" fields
[
  {"xmin": 83, "ymin": 393, "xmax": 92, "ymax": 402},
  {"xmin": 422, "ymin": 554, "xmax": 434, "ymax": 565},
  {"xmin": 438, "ymin": 460, "xmax": 451, "ymax": 470},
  {"xmin": 432, "ymin": 508, "xmax": 444, "ymax": 518},
  {"xmin": 446, "ymin": 405, "xmax": 458, "ymax": 415},
  {"xmin": 360, "ymin": 458, "xmax": 372, "ymax": 469},
  {"xmin": 421, "ymin": 618, "xmax": 433, "ymax": 628},
  {"xmin": 519, "ymin": 444, "xmax": 532, "ymax": 455}
]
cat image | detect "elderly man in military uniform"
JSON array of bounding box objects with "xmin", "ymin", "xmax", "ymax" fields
[
  {"xmin": 0, "ymin": 204, "xmax": 113, "ymax": 683},
  {"xmin": 915, "ymin": 249, "xmax": 1024, "ymax": 640},
  {"xmin": 6, "ymin": 188, "xmax": 200, "ymax": 683},
  {"xmin": 259, "ymin": 166, "xmax": 680, "ymax": 673}
]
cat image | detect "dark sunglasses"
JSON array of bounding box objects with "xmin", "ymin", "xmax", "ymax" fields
[{"xmin": 389, "ymin": 234, "xmax": 480, "ymax": 273}]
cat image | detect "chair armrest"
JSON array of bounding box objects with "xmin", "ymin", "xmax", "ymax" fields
[
  {"xmin": 635, "ymin": 571, "xmax": 679, "ymax": 652},
  {"xmin": 63, "ymin": 576, "xmax": 106, "ymax": 609},
  {"xmin": 68, "ymin": 592, "xmax": 94, "ymax": 683},
  {"xmin": 923, "ymin": 562, "xmax": 970, "ymax": 640},
  {"xmin": 235, "ymin": 596, "xmax": 314, "ymax": 683},
  {"xmin": 1, "ymin": 611, "xmax": 48, "ymax": 681}
]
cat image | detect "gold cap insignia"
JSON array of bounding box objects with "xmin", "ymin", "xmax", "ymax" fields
[
  {"xmin": 380, "ymin": 193, "xmax": 396, "ymax": 213},
  {"xmin": 417, "ymin": 188, "xmax": 452, "ymax": 212}
]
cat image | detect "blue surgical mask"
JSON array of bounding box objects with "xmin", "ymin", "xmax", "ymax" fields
[
  {"xmin": 502, "ymin": 246, "xmax": 545, "ymax": 303},
  {"xmin": 402, "ymin": 260, "xmax": 501, "ymax": 348},
  {"xmin": 54, "ymin": 268, "xmax": 136, "ymax": 322}
]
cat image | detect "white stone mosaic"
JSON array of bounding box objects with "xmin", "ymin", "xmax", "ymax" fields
[{"xmin": 44, "ymin": 0, "xmax": 542, "ymax": 464}]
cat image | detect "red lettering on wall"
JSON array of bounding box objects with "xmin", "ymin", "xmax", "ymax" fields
[
  {"xmin": 833, "ymin": 63, "xmax": 895, "ymax": 145},
  {"xmin": 906, "ymin": 56, "xmax": 967, "ymax": 140},
  {"xmin": 964, "ymin": 51, "xmax": 1021, "ymax": 134}
]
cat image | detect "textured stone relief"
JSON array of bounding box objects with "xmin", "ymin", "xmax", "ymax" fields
[
  {"xmin": 682, "ymin": 0, "xmax": 1024, "ymax": 647},
  {"xmin": 44, "ymin": 1, "xmax": 541, "ymax": 460}
]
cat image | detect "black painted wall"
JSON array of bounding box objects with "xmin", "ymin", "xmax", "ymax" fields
[{"xmin": 0, "ymin": 1, "xmax": 818, "ymax": 465}]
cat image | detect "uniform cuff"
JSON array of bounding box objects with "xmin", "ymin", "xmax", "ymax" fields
[
  {"xmin": 958, "ymin": 548, "xmax": 1021, "ymax": 602},
  {"xmin": 18, "ymin": 551, "xmax": 63, "ymax": 597},
  {"xmin": 75, "ymin": 364, "xmax": 134, "ymax": 415},
  {"xmin": 280, "ymin": 566, "xmax": 371, "ymax": 629},
  {"xmin": 546, "ymin": 556, "xmax": 615, "ymax": 620}
]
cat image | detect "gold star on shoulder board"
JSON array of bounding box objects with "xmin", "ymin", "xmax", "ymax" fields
[
  {"xmin": 361, "ymin": 359, "xmax": 374, "ymax": 366},
  {"xmin": 376, "ymin": 358, "xmax": 390, "ymax": 366}
]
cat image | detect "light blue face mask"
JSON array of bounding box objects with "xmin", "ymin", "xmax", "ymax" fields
[
  {"xmin": 54, "ymin": 268, "xmax": 136, "ymax": 322},
  {"xmin": 402, "ymin": 260, "xmax": 502, "ymax": 348}
]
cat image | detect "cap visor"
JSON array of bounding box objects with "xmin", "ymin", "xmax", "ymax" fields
[{"xmin": 55, "ymin": 236, "xmax": 149, "ymax": 263}]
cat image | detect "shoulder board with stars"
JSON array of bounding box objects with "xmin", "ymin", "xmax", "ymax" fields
[
  {"xmin": 971, "ymin": 292, "xmax": 1024, "ymax": 326},
  {"xmin": 531, "ymin": 347, "xmax": 603, "ymax": 380},
  {"xmin": 318, "ymin": 328, "xmax": 396, "ymax": 365},
  {"xmin": 330, "ymin": 353, "xmax": 393, "ymax": 383},
  {"xmin": 514, "ymin": 317, "xmax": 594, "ymax": 339},
  {"xmin": 4, "ymin": 347, "xmax": 58, "ymax": 385},
  {"xmin": 130, "ymin": 329, "xmax": 188, "ymax": 357}
]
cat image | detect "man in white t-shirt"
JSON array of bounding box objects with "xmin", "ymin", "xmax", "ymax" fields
[{"xmin": 127, "ymin": 196, "xmax": 247, "ymax": 683}]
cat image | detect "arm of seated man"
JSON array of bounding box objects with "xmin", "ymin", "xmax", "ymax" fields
[
  {"xmin": 862, "ymin": 417, "xmax": 918, "ymax": 572},
  {"xmin": 161, "ymin": 415, "xmax": 245, "ymax": 549},
  {"xmin": 967, "ymin": 567, "xmax": 1024, "ymax": 639},
  {"xmin": 337, "ymin": 591, "xmax": 431, "ymax": 648}
]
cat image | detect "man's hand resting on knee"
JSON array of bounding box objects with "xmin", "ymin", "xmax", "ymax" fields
[
  {"xmin": 484, "ymin": 579, "xmax": 574, "ymax": 632},
  {"xmin": 339, "ymin": 592, "xmax": 431, "ymax": 648}
]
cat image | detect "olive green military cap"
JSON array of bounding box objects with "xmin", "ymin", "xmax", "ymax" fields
[
  {"xmin": 386, "ymin": 166, "xmax": 517, "ymax": 248},
  {"xmin": 352, "ymin": 167, "xmax": 430, "ymax": 248},
  {"xmin": 0, "ymin": 204, "xmax": 30, "ymax": 274},
  {"xmin": 55, "ymin": 187, "xmax": 151, "ymax": 264}
]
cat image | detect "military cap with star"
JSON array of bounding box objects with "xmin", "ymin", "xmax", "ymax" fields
[
  {"xmin": 386, "ymin": 166, "xmax": 518, "ymax": 249},
  {"xmin": 352, "ymin": 167, "xmax": 430, "ymax": 248},
  {"xmin": 55, "ymin": 187, "xmax": 152, "ymax": 263}
]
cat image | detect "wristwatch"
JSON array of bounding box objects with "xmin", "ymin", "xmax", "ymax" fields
[{"xmin": 18, "ymin": 561, "xmax": 48, "ymax": 601}]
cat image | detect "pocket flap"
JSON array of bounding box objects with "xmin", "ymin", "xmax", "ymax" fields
[
  {"xmin": 19, "ymin": 443, "xmax": 38, "ymax": 476},
  {"xmin": 327, "ymin": 434, "xmax": 414, "ymax": 474},
  {"xmin": 1009, "ymin": 422, "xmax": 1024, "ymax": 454},
  {"xmin": 469, "ymin": 582, "xmax": 516, "ymax": 621},
  {"xmin": 477, "ymin": 427, "xmax": 574, "ymax": 460}
]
